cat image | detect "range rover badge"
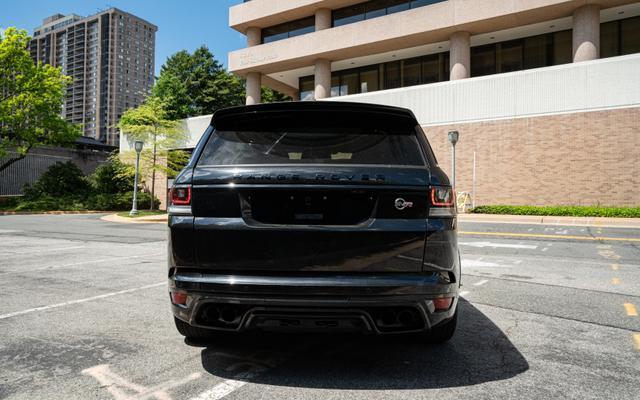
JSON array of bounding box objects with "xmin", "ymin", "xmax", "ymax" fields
[{"xmin": 395, "ymin": 198, "xmax": 414, "ymax": 211}]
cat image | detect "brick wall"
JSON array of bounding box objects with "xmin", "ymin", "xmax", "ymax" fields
[{"xmin": 423, "ymin": 107, "xmax": 640, "ymax": 207}]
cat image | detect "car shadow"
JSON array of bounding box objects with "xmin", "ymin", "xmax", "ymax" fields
[{"xmin": 192, "ymin": 299, "xmax": 529, "ymax": 389}]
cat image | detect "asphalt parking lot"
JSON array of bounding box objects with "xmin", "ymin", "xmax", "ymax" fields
[{"xmin": 0, "ymin": 214, "xmax": 639, "ymax": 399}]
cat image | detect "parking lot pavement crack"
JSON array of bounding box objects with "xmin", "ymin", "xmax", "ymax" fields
[{"xmin": 470, "ymin": 301, "xmax": 640, "ymax": 333}]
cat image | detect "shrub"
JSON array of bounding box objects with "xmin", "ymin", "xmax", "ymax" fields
[
  {"xmin": 14, "ymin": 196, "xmax": 88, "ymax": 212},
  {"xmin": 23, "ymin": 161, "xmax": 91, "ymax": 200},
  {"xmin": 91, "ymin": 157, "xmax": 135, "ymax": 194},
  {"xmin": 471, "ymin": 205, "xmax": 640, "ymax": 218},
  {"xmin": 13, "ymin": 160, "xmax": 160, "ymax": 212},
  {"xmin": 86, "ymin": 191, "xmax": 159, "ymax": 211}
]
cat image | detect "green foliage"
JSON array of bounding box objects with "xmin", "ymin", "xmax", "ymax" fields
[
  {"xmin": 85, "ymin": 191, "xmax": 159, "ymax": 211},
  {"xmin": 262, "ymin": 86, "xmax": 292, "ymax": 103},
  {"xmin": 15, "ymin": 192, "xmax": 159, "ymax": 212},
  {"xmin": 118, "ymin": 97, "xmax": 187, "ymax": 209},
  {"xmin": 471, "ymin": 205, "xmax": 640, "ymax": 218},
  {"xmin": 91, "ymin": 155, "xmax": 135, "ymax": 194},
  {"xmin": 0, "ymin": 27, "xmax": 80, "ymax": 172},
  {"xmin": 153, "ymin": 46, "xmax": 245, "ymax": 119},
  {"xmin": 23, "ymin": 161, "xmax": 90, "ymax": 200},
  {"xmin": 153, "ymin": 45, "xmax": 290, "ymax": 119},
  {"xmin": 10, "ymin": 159, "xmax": 159, "ymax": 212}
]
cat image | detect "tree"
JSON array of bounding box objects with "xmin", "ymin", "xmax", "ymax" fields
[
  {"xmin": 153, "ymin": 46, "xmax": 289, "ymax": 119},
  {"xmin": 0, "ymin": 27, "xmax": 79, "ymax": 172},
  {"xmin": 118, "ymin": 97, "xmax": 188, "ymax": 210},
  {"xmin": 153, "ymin": 46, "xmax": 245, "ymax": 119}
]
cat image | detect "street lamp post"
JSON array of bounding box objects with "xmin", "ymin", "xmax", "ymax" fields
[
  {"xmin": 448, "ymin": 131, "xmax": 459, "ymax": 190},
  {"xmin": 130, "ymin": 140, "xmax": 144, "ymax": 216}
]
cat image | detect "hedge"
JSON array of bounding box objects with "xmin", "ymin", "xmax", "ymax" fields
[{"xmin": 471, "ymin": 205, "xmax": 640, "ymax": 218}]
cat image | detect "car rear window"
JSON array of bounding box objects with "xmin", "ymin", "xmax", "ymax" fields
[{"xmin": 197, "ymin": 128, "xmax": 425, "ymax": 166}]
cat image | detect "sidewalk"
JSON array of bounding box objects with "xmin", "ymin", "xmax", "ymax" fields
[
  {"xmin": 100, "ymin": 211, "xmax": 640, "ymax": 229},
  {"xmin": 458, "ymin": 213, "xmax": 640, "ymax": 229},
  {"xmin": 101, "ymin": 213, "xmax": 168, "ymax": 224}
]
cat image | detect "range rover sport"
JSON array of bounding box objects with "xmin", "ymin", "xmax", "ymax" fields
[{"xmin": 168, "ymin": 101, "xmax": 461, "ymax": 343}]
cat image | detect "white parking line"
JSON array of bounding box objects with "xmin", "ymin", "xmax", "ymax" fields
[
  {"xmin": 0, "ymin": 253, "xmax": 165, "ymax": 275},
  {"xmin": 473, "ymin": 279, "xmax": 489, "ymax": 286},
  {"xmin": 460, "ymin": 241, "xmax": 538, "ymax": 249},
  {"xmin": 0, "ymin": 245, "xmax": 85, "ymax": 256},
  {"xmin": 189, "ymin": 374, "xmax": 253, "ymax": 400},
  {"xmin": 0, "ymin": 282, "xmax": 165, "ymax": 320},
  {"xmin": 459, "ymin": 290, "xmax": 470, "ymax": 297}
]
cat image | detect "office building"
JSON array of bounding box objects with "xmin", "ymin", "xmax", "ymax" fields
[{"xmin": 227, "ymin": 0, "xmax": 640, "ymax": 206}]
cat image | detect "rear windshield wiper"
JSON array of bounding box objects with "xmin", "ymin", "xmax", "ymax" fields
[{"xmin": 263, "ymin": 132, "xmax": 287, "ymax": 156}]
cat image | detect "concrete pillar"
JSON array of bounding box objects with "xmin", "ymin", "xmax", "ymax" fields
[
  {"xmin": 246, "ymin": 26, "xmax": 261, "ymax": 47},
  {"xmin": 246, "ymin": 72, "xmax": 261, "ymax": 105},
  {"xmin": 315, "ymin": 8, "xmax": 332, "ymax": 31},
  {"xmin": 314, "ymin": 59, "xmax": 331, "ymax": 100},
  {"xmin": 449, "ymin": 31, "xmax": 471, "ymax": 80},
  {"xmin": 573, "ymin": 4, "xmax": 600, "ymax": 62}
]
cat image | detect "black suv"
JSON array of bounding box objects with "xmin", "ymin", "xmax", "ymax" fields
[{"xmin": 168, "ymin": 101, "xmax": 460, "ymax": 342}]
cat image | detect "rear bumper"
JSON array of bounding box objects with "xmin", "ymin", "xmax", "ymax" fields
[{"xmin": 170, "ymin": 272, "xmax": 459, "ymax": 334}]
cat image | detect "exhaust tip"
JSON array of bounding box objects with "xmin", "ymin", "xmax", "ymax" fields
[
  {"xmin": 201, "ymin": 305, "xmax": 220, "ymax": 322},
  {"xmin": 398, "ymin": 310, "xmax": 415, "ymax": 326},
  {"xmin": 220, "ymin": 306, "xmax": 238, "ymax": 323},
  {"xmin": 379, "ymin": 309, "xmax": 397, "ymax": 326}
]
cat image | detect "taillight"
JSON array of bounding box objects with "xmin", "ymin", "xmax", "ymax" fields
[
  {"xmin": 170, "ymin": 186, "xmax": 191, "ymax": 205},
  {"xmin": 170, "ymin": 291, "xmax": 188, "ymax": 306},
  {"xmin": 430, "ymin": 186, "xmax": 454, "ymax": 207},
  {"xmin": 429, "ymin": 186, "xmax": 456, "ymax": 217},
  {"xmin": 433, "ymin": 297, "xmax": 453, "ymax": 311}
]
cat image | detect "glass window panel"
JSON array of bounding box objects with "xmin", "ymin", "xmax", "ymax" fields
[
  {"xmin": 523, "ymin": 34, "xmax": 548, "ymax": 69},
  {"xmin": 498, "ymin": 40, "xmax": 523, "ymax": 73},
  {"xmin": 333, "ymin": 5, "xmax": 366, "ymax": 27},
  {"xmin": 421, "ymin": 54, "xmax": 440, "ymax": 84},
  {"xmin": 601, "ymin": 21, "xmax": 620, "ymax": 58},
  {"xmin": 621, "ymin": 16, "xmax": 640, "ymax": 55},
  {"xmin": 341, "ymin": 71, "xmax": 359, "ymax": 95},
  {"xmin": 471, "ymin": 45, "xmax": 496, "ymax": 77},
  {"xmin": 262, "ymin": 24, "xmax": 289, "ymax": 44},
  {"xmin": 331, "ymin": 75, "xmax": 341, "ymax": 97},
  {"xmin": 365, "ymin": 0, "xmax": 388, "ymax": 19},
  {"xmin": 402, "ymin": 57, "xmax": 422, "ymax": 86},
  {"xmin": 359, "ymin": 66, "xmax": 379, "ymax": 93},
  {"xmin": 288, "ymin": 17, "xmax": 315, "ymax": 38},
  {"xmin": 299, "ymin": 76, "xmax": 314, "ymax": 101},
  {"xmin": 553, "ymin": 30, "xmax": 572, "ymax": 65},
  {"xmin": 441, "ymin": 53, "xmax": 450, "ymax": 81},
  {"xmin": 411, "ymin": 0, "xmax": 445, "ymax": 8},
  {"xmin": 386, "ymin": 0, "xmax": 411, "ymax": 15},
  {"xmin": 384, "ymin": 61, "xmax": 402, "ymax": 89}
]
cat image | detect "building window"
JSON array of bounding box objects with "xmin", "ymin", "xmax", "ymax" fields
[
  {"xmin": 601, "ymin": 16, "xmax": 640, "ymax": 59},
  {"xmin": 333, "ymin": 0, "xmax": 446, "ymax": 27},
  {"xmin": 471, "ymin": 29, "xmax": 572, "ymax": 77},
  {"xmin": 262, "ymin": 16, "xmax": 315, "ymax": 44},
  {"xmin": 299, "ymin": 76, "xmax": 314, "ymax": 100},
  {"xmin": 298, "ymin": 51, "xmax": 448, "ymax": 100}
]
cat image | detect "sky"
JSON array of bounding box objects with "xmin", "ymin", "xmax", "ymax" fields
[{"xmin": 0, "ymin": 0, "xmax": 247, "ymax": 74}]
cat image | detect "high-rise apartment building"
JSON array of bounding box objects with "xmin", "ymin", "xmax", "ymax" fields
[
  {"xmin": 228, "ymin": 0, "xmax": 640, "ymax": 206},
  {"xmin": 30, "ymin": 8, "xmax": 157, "ymax": 146}
]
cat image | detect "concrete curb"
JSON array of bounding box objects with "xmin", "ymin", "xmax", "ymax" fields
[
  {"xmin": 0, "ymin": 210, "xmax": 109, "ymax": 216},
  {"xmin": 458, "ymin": 213, "xmax": 640, "ymax": 229},
  {"xmin": 101, "ymin": 213, "xmax": 168, "ymax": 224}
]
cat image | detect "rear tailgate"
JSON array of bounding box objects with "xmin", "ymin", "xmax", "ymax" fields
[{"xmin": 192, "ymin": 166, "xmax": 430, "ymax": 273}]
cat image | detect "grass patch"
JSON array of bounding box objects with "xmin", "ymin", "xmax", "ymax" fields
[
  {"xmin": 471, "ymin": 205, "xmax": 640, "ymax": 218},
  {"xmin": 117, "ymin": 210, "xmax": 167, "ymax": 218}
]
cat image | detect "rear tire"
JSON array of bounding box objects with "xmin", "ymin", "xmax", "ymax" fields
[
  {"xmin": 425, "ymin": 309, "xmax": 457, "ymax": 343},
  {"xmin": 174, "ymin": 317, "xmax": 215, "ymax": 340}
]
